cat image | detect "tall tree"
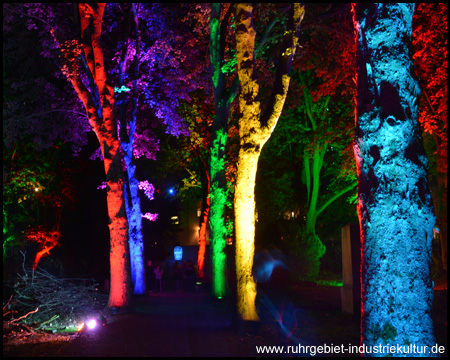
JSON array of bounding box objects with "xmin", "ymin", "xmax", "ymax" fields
[
  {"xmin": 209, "ymin": 3, "xmax": 240, "ymax": 298},
  {"xmin": 114, "ymin": 3, "xmax": 147, "ymax": 295},
  {"xmin": 70, "ymin": 3, "xmax": 131, "ymax": 308},
  {"xmin": 354, "ymin": 4, "xmax": 436, "ymax": 354},
  {"xmin": 265, "ymin": 4, "xmax": 358, "ymax": 280},
  {"xmin": 176, "ymin": 91, "xmax": 214, "ymax": 279},
  {"xmin": 5, "ymin": 3, "xmax": 206, "ymax": 299},
  {"xmin": 234, "ymin": 3, "xmax": 305, "ymax": 321},
  {"xmin": 92, "ymin": 3, "xmax": 205, "ymax": 295}
]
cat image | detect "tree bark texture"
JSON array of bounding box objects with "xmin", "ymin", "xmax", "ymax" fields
[
  {"xmin": 234, "ymin": 3, "xmax": 304, "ymax": 321},
  {"xmin": 75, "ymin": 3, "xmax": 131, "ymax": 308},
  {"xmin": 354, "ymin": 3, "xmax": 436, "ymax": 354},
  {"xmin": 118, "ymin": 4, "xmax": 146, "ymax": 296}
]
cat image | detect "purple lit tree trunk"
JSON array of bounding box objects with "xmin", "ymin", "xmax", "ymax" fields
[{"xmin": 354, "ymin": 4, "xmax": 436, "ymax": 355}]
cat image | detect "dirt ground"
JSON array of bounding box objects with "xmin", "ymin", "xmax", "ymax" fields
[{"xmin": 3, "ymin": 284, "xmax": 447, "ymax": 357}]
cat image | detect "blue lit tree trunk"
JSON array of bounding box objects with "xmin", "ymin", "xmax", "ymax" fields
[
  {"xmin": 118, "ymin": 4, "xmax": 146, "ymax": 295},
  {"xmin": 354, "ymin": 4, "xmax": 436, "ymax": 355},
  {"xmin": 122, "ymin": 146, "xmax": 146, "ymax": 295},
  {"xmin": 209, "ymin": 3, "xmax": 238, "ymax": 298}
]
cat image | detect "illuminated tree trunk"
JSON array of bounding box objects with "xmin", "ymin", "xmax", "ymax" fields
[
  {"xmin": 197, "ymin": 170, "xmax": 210, "ymax": 279},
  {"xmin": 302, "ymin": 145, "xmax": 327, "ymax": 279},
  {"xmin": 209, "ymin": 3, "xmax": 238, "ymax": 298},
  {"xmin": 354, "ymin": 4, "xmax": 436, "ymax": 355},
  {"xmin": 234, "ymin": 3, "xmax": 304, "ymax": 321},
  {"xmin": 73, "ymin": 3, "xmax": 131, "ymax": 308},
  {"xmin": 302, "ymin": 143, "xmax": 356, "ymax": 280},
  {"xmin": 118, "ymin": 4, "xmax": 146, "ymax": 295},
  {"xmin": 122, "ymin": 148, "xmax": 145, "ymax": 295}
]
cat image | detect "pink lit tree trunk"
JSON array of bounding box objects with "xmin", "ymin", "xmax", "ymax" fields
[{"xmin": 69, "ymin": 4, "xmax": 131, "ymax": 308}]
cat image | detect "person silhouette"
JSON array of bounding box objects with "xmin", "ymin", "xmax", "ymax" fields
[{"xmin": 153, "ymin": 264, "xmax": 164, "ymax": 293}]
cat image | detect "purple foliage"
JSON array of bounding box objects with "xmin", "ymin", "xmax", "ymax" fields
[
  {"xmin": 142, "ymin": 212, "xmax": 158, "ymax": 222},
  {"xmin": 4, "ymin": 3, "xmax": 210, "ymax": 158},
  {"xmin": 138, "ymin": 180, "xmax": 155, "ymax": 201},
  {"xmin": 133, "ymin": 129, "xmax": 159, "ymax": 160},
  {"xmin": 97, "ymin": 182, "xmax": 108, "ymax": 190}
]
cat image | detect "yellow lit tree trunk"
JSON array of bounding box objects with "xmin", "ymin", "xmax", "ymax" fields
[
  {"xmin": 235, "ymin": 151, "xmax": 260, "ymax": 320},
  {"xmin": 234, "ymin": 3, "xmax": 304, "ymax": 321}
]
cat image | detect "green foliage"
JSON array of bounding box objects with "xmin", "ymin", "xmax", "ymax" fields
[
  {"xmin": 221, "ymin": 49, "xmax": 237, "ymax": 76},
  {"xmin": 3, "ymin": 141, "xmax": 79, "ymax": 259},
  {"xmin": 3, "ymin": 204, "xmax": 19, "ymax": 260},
  {"xmin": 279, "ymin": 220, "xmax": 326, "ymax": 281}
]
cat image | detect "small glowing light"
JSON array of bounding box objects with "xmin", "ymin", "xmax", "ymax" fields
[
  {"xmin": 169, "ymin": 188, "xmax": 174, "ymax": 195},
  {"xmin": 218, "ymin": 296, "xmax": 222, "ymax": 299},
  {"xmin": 34, "ymin": 187, "xmax": 39, "ymax": 192},
  {"xmin": 77, "ymin": 323, "xmax": 85, "ymax": 331},
  {"xmin": 86, "ymin": 319, "xmax": 97, "ymax": 330},
  {"xmin": 174, "ymin": 246, "xmax": 183, "ymax": 261}
]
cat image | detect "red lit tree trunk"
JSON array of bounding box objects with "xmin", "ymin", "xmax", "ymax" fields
[
  {"xmin": 354, "ymin": 4, "xmax": 436, "ymax": 354},
  {"xmin": 197, "ymin": 154, "xmax": 210, "ymax": 279},
  {"xmin": 70, "ymin": 4, "xmax": 131, "ymax": 308},
  {"xmin": 234, "ymin": 3, "xmax": 304, "ymax": 321}
]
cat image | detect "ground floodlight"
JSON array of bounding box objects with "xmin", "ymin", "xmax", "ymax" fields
[{"xmin": 86, "ymin": 319, "xmax": 97, "ymax": 330}]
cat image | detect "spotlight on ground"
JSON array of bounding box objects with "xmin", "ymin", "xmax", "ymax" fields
[
  {"xmin": 78, "ymin": 315, "xmax": 107, "ymax": 334},
  {"xmin": 86, "ymin": 318, "xmax": 97, "ymax": 330}
]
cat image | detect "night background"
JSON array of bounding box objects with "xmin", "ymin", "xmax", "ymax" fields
[{"xmin": 3, "ymin": 3, "xmax": 447, "ymax": 357}]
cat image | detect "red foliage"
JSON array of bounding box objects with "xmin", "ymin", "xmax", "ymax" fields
[
  {"xmin": 25, "ymin": 226, "xmax": 61, "ymax": 270},
  {"xmin": 413, "ymin": 3, "xmax": 447, "ymax": 174},
  {"xmin": 293, "ymin": 4, "xmax": 356, "ymax": 101}
]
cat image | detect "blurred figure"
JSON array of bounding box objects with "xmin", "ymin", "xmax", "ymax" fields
[
  {"xmin": 253, "ymin": 249, "xmax": 287, "ymax": 283},
  {"xmin": 154, "ymin": 264, "xmax": 164, "ymax": 293},
  {"xmin": 253, "ymin": 249, "xmax": 297, "ymax": 340}
]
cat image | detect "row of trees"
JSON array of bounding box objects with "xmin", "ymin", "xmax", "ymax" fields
[{"xmin": 4, "ymin": 3, "xmax": 446, "ymax": 354}]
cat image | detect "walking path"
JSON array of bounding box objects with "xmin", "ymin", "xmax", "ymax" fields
[{"xmin": 57, "ymin": 291, "xmax": 268, "ymax": 357}]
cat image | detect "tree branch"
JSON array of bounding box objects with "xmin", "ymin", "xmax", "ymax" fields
[{"xmin": 316, "ymin": 180, "xmax": 358, "ymax": 218}]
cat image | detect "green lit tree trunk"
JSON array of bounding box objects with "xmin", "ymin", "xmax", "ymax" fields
[
  {"xmin": 72, "ymin": 3, "xmax": 131, "ymax": 308},
  {"xmin": 209, "ymin": 3, "xmax": 238, "ymax": 298},
  {"xmin": 302, "ymin": 142, "xmax": 356, "ymax": 280},
  {"xmin": 302, "ymin": 145, "xmax": 327, "ymax": 280},
  {"xmin": 234, "ymin": 3, "xmax": 304, "ymax": 321},
  {"xmin": 354, "ymin": 3, "xmax": 436, "ymax": 355},
  {"xmin": 304, "ymin": 143, "xmax": 327, "ymax": 234}
]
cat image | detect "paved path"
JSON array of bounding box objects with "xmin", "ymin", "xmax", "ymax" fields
[{"xmin": 59, "ymin": 291, "xmax": 261, "ymax": 357}]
